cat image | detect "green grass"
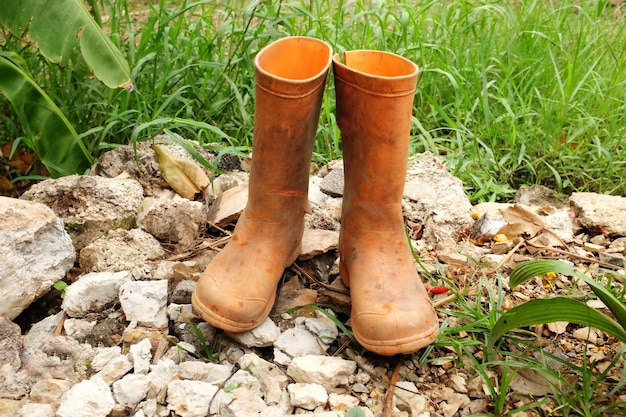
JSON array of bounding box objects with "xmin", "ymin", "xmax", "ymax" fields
[{"xmin": 2, "ymin": 0, "xmax": 626, "ymax": 200}]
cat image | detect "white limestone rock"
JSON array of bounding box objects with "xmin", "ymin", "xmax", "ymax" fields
[
  {"xmin": 119, "ymin": 279, "xmax": 169, "ymax": 328},
  {"xmin": 273, "ymin": 327, "xmax": 327, "ymax": 365},
  {"xmin": 91, "ymin": 346, "xmax": 122, "ymax": 372},
  {"xmin": 287, "ymin": 382, "xmax": 328, "ymax": 410},
  {"xmin": 226, "ymin": 316, "xmax": 280, "ymax": 347},
  {"xmin": 287, "ymin": 355, "xmax": 357, "ymax": 390},
  {"xmin": 393, "ymin": 381, "xmax": 430, "ymax": 416},
  {"xmin": 129, "ymin": 338, "xmax": 153, "ymax": 375},
  {"xmin": 18, "ymin": 403, "xmax": 54, "ymax": 417},
  {"xmin": 146, "ymin": 359, "xmax": 179, "ymax": 398},
  {"xmin": 178, "ymin": 361, "xmax": 233, "ymax": 385},
  {"xmin": 63, "ymin": 318, "xmax": 97, "ymax": 340},
  {"xmin": 62, "ymin": 271, "xmax": 132, "ymax": 317},
  {"xmin": 21, "ymin": 174, "xmax": 144, "ymax": 250},
  {"xmin": 0, "ymin": 197, "xmax": 75, "ymax": 320},
  {"xmin": 238, "ymin": 353, "xmax": 289, "ymax": 405},
  {"xmin": 328, "ymin": 393, "xmax": 360, "ymax": 411},
  {"xmin": 94, "ymin": 354, "xmax": 133, "ymax": 385},
  {"xmin": 166, "ymin": 379, "xmax": 218, "ymax": 417},
  {"xmin": 56, "ymin": 377, "xmax": 115, "ymax": 417},
  {"xmin": 113, "ymin": 373, "xmax": 150, "ymax": 407},
  {"xmin": 210, "ymin": 369, "xmax": 268, "ymax": 416}
]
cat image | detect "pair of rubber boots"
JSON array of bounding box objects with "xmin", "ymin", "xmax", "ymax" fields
[{"xmin": 191, "ymin": 37, "xmax": 439, "ymax": 356}]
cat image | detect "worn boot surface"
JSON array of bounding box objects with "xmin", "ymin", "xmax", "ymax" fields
[
  {"xmin": 333, "ymin": 51, "xmax": 439, "ymax": 355},
  {"xmin": 192, "ymin": 37, "xmax": 332, "ymax": 332}
]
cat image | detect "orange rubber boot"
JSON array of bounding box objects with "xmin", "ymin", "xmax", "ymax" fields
[
  {"xmin": 192, "ymin": 37, "xmax": 332, "ymax": 332},
  {"xmin": 333, "ymin": 51, "xmax": 439, "ymax": 355}
]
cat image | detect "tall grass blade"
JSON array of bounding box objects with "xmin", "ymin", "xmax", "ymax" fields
[{"xmin": 487, "ymin": 297, "xmax": 626, "ymax": 350}]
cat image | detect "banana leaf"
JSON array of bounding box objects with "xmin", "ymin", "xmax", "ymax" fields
[
  {"xmin": 0, "ymin": 0, "xmax": 132, "ymax": 89},
  {"xmin": 0, "ymin": 52, "xmax": 92, "ymax": 177}
]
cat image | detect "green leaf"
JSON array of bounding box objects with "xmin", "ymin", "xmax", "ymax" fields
[
  {"xmin": 0, "ymin": 52, "xmax": 93, "ymax": 177},
  {"xmin": 346, "ymin": 407, "xmax": 367, "ymax": 417},
  {"xmin": 487, "ymin": 297, "xmax": 626, "ymax": 350},
  {"xmin": 223, "ymin": 382, "xmax": 242, "ymax": 393},
  {"xmin": 0, "ymin": 0, "xmax": 132, "ymax": 89},
  {"xmin": 509, "ymin": 260, "xmax": 626, "ymax": 328}
]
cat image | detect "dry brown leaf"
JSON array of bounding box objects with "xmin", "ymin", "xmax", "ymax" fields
[
  {"xmin": 152, "ymin": 144, "xmax": 210, "ymax": 200},
  {"xmin": 496, "ymin": 204, "xmax": 546, "ymax": 239}
]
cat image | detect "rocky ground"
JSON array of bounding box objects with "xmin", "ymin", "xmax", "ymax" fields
[{"xmin": 1, "ymin": 142, "xmax": 625, "ymax": 417}]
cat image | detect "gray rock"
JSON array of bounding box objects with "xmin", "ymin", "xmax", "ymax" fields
[
  {"xmin": 0, "ymin": 318, "xmax": 22, "ymax": 371},
  {"xmin": 570, "ymin": 192, "xmax": 626, "ymax": 237},
  {"xmin": 79, "ymin": 228, "xmax": 164, "ymax": 276},
  {"xmin": 319, "ymin": 167, "xmax": 345, "ymax": 197},
  {"xmin": 138, "ymin": 194, "xmax": 205, "ymax": 251},
  {"xmin": 119, "ymin": 280, "xmax": 169, "ymax": 328},
  {"xmin": 0, "ymin": 197, "xmax": 75, "ymax": 320},
  {"xmin": 514, "ymin": 185, "xmax": 569, "ymax": 208},
  {"xmin": 21, "ymin": 175, "xmax": 144, "ymax": 250},
  {"xmin": 298, "ymin": 311, "xmax": 339, "ymax": 342},
  {"xmin": 62, "ymin": 271, "xmax": 132, "ymax": 317},
  {"xmin": 56, "ymin": 377, "xmax": 115, "ymax": 417},
  {"xmin": 403, "ymin": 153, "xmax": 474, "ymax": 249}
]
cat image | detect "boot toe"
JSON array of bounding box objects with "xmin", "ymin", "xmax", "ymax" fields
[
  {"xmin": 351, "ymin": 304, "xmax": 439, "ymax": 356},
  {"xmin": 192, "ymin": 275, "xmax": 274, "ymax": 333}
]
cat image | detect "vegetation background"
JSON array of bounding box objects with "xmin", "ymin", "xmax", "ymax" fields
[{"xmin": 1, "ymin": 0, "xmax": 625, "ymax": 200}]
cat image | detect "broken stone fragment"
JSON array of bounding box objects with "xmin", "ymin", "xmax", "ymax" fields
[
  {"xmin": 138, "ymin": 192, "xmax": 205, "ymax": 251},
  {"xmin": 119, "ymin": 279, "xmax": 169, "ymax": 328},
  {"xmin": 21, "ymin": 174, "xmax": 144, "ymax": 250},
  {"xmin": 0, "ymin": 197, "xmax": 75, "ymax": 320},
  {"xmin": 79, "ymin": 228, "xmax": 164, "ymax": 276},
  {"xmin": 570, "ymin": 192, "xmax": 626, "ymax": 236},
  {"xmin": 56, "ymin": 377, "xmax": 115, "ymax": 417},
  {"xmin": 206, "ymin": 182, "xmax": 248, "ymax": 226},
  {"xmin": 62, "ymin": 271, "xmax": 132, "ymax": 318},
  {"xmin": 299, "ymin": 229, "xmax": 339, "ymax": 260},
  {"xmin": 286, "ymin": 355, "xmax": 356, "ymax": 390}
]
